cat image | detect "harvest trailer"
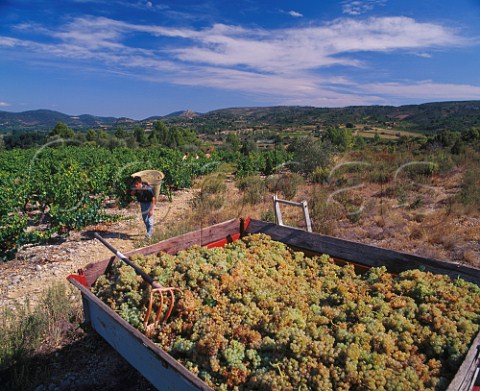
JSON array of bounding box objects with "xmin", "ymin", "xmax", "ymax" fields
[{"xmin": 68, "ymin": 218, "xmax": 480, "ymax": 391}]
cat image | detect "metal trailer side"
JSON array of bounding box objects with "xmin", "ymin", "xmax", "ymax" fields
[{"xmin": 69, "ymin": 218, "xmax": 480, "ymax": 391}]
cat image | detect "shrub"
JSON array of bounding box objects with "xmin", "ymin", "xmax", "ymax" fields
[
  {"xmin": 278, "ymin": 173, "xmax": 304, "ymax": 199},
  {"xmin": 368, "ymin": 163, "xmax": 393, "ymax": 184},
  {"xmin": 265, "ymin": 173, "xmax": 304, "ymax": 199},
  {"xmin": 311, "ymin": 166, "xmax": 330, "ymax": 184},
  {"xmin": 200, "ymin": 173, "xmax": 227, "ymax": 195},
  {"xmin": 288, "ymin": 137, "xmax": 334, "ymax": 177},
  {"xmin": 236, "ymin": 176, "xmax": 266, "ymax": 205},
  {"xmin": 457, "ymin": 164, "xmax": 480, "ymax": 212},
  {"xmin": 191, "ymin": 174, "xmax": 227, "ymax": 213},
  {"xmin": 308, "ymin": 187, "xmax": 342, "ymax": 235},
  {"xmin": 0, "ymin": 283, "xmax": 82, "ymax": 389}
]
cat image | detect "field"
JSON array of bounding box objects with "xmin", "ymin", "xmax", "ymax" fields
[
  {"xmin": 355, "ymin": 126, "xmax": 423, "ymax": 139},
  {"xmin": 0, "ymin": 118, "xmax": 479, "ymax": 389}
]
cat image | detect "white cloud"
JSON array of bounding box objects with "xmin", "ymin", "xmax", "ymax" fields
[
  {"xmin": 8, "ymin": 16, "xmax": 464, "ymax": 72},
  {"xmin": 413, "ymin": 52, "xmax": 432, "ymax": 58},
  {"xmin": 362, "ymin": 81, "xmax": 480, "ymax": 100},
  {"xmin": 342, "ymin": 0, "xmax": 386, "ymax": 15},
  {"xmin": 0, "ymin": 15, "xmax": 477, "ymax": 107},
  {"xmin": 0, "ymin": 101, "xmax": 11, "ymax": 107},
  {"xmin": 288, "ymin": 10, "xmax": 303, "ymax": 18},
  {"xmin": 169, "ymin": 17, "xmax": 466, "ymax": 73}
]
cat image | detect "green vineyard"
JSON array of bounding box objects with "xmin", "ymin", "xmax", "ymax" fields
[{"xmin": 0, "ymin": 146, "xmax": 218, "ymax": 259}]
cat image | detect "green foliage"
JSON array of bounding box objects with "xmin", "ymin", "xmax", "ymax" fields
[
  {"xmin": 432, "ymin": 130, "xmax": 461, "ymax": 148},
  {"xmin": 236, "ymin": 176, "xmax": 266, "ymax": 205},
  {"xmin": 311, "ymin": 166, "xmax": 331, "ymax": 184},
  {"xmin": 149, "ymin": 121, "xmax": 199, "ymax": 149},
  {"xmin": 225, "ymin": 133, "xmax": 241, "ymax": 153},
  {"xmin": 323, "ymin": 127, "xmax": 353, "ymax": 151},
  {"xmin": 235, "ymin": 153, "xmax": 263, "ymax": 177},
  {"xmin": 288, "ymin": 137, "xmax": 334, "ymax": 177},
  {"xmin": 0, "ymin": 146, "xmax": 220, "ymax": 258},
  {"xmin": 48, "ymin": 122, "xmax": 74, "ymax": 139}
]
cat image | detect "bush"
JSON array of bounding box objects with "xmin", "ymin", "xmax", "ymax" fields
[
  {"xmin": 311, "ymin": 166, "xmax": 330, "ymax": 184},
  {"xmin": 308, "ymin": 188, "xmax": 342, "ymax": 235},
  {"xmin": 191, "ymin": 174, "xmax": 227, "ymax": 213},
  {"xmin": 288, "ymin": 137, "xmax": 334, "ymax": 177},
  {"xmin": 266, "ymin": 173, "xmax": 304, "ymax": 200},
  {"xmin": 0, "ymin": 283, "xmax": 82, "ymax": 388},
  {"xmin": 368, "ymin": 163, "xmax": 393, "ymax": 184},
  {"xmin": 200, "ymin": 173, "xmax": 227, "ymax": 195},
  {"xmin": 457, "ymin": 164, "xmax": 480, "ymax": 212},
  {"xmin": 236, "ymin": 176, "xmax": 266, "ymax": 205}
]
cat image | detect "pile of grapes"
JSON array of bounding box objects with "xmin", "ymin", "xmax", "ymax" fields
[{"xmin": 93, "ymin": 234, "xmax": 480, "ymax": 390}]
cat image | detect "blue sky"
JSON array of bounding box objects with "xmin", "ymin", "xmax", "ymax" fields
[{"xmin": 1, "ymin": 0, "xmax": 480, "ymax": 119}]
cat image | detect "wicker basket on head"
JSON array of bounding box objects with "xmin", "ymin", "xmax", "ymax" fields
[{"xmin": 131, "ymin": 170, "xmax": 164, "ymax": 200}]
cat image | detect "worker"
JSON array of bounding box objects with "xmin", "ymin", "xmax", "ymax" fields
[{"xmin": 131, "ymin": 176, "xmax": 156, "ymax": 239}]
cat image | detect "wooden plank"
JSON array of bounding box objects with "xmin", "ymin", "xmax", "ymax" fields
[
  {"xmin": 246, "ymin": 219, "xmax": 480, "ymax": 285},
  {"xmin": 447, "ymin": 330, "xmax": 480, "ymax": 391},
  {"xmin": 70, "ymin": 279, "xmax": 213, "ymax": 391},
  {"xmin": 84, "ymin": 218, "xmax": 241, "ymax": 286}
]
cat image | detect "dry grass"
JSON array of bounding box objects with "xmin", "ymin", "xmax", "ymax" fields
[
  {"xmin": 0, "ymin": 283, "xmax": 83, "ymax": 389},
  {"xmin": 463, "ymin": 250, "xmax": 480, "ymax": 268}
]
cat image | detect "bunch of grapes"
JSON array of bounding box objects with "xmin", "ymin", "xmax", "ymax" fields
[{"xmin": 93, "ymin": 234, "xmax": 480, "ymax": 390}]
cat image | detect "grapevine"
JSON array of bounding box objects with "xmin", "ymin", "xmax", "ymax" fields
[
  {"xmin": 93, "ymin": 234, "xmax": 480, "ymax": 390},
  {"xmin": 0, "ymin": 146, "xmax": 220, "ymax": 258}
]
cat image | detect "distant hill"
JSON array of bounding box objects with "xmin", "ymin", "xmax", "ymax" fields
[
  {"xmin": 0, "ymin": 109, "xmax": 125, "ymax": 132},
  {"xmin": 1, "ymin": 101, "xmax": 479, "ymax": 134},
  {"xmin": 163, "ymin": 109, "xmax": 200, "ymax": 118},
  {"xmin": 160, "ymin": 101, "xmax": 480, "ymax": 134}
]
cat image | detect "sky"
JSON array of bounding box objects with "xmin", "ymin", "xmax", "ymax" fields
[{"xmin": 1, "ymin": 0, "xmax": 480, "ymax": 119}]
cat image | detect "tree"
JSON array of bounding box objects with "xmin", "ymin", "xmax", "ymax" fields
[
  {"xmin": 0, "ymin": 135, "xmax": 4, "ymax": 151},
  {"xmin": 97, "ymin": 130, "xmax": 109, "ymax": 140},
  {"xmin": 354, "ymin": 135, "xmax": 366, "ymax": 149},
  {"xmin": 134, "ymin": 127, "xmax": 147, "ymax": 145},
  {"xmin": 462, "ymin": 127, "xmax": 480, "ymax": 142},
  {"xmin": 114, "ymin": 127, "xmax": 128, "ymax": 139},
  {"xmin": 434, "ymin": 130, "xmax": 461, "ymax": 148},
  {"xmin": 49, "ymin": 122, "xmax": 74, "ymax": 139},
  {"xmin": 86, "ymin": 129, "xmax": 97, "ymax": 142},
  {"xmin": 226, "ymin": 132, "xmax": 241, "ymax": 153},
  {"xmin": 288, "ymin": 137, "xmax": 333, "ymax": 176},
  {"xmin": 241, "ymin": 136, "xmax": 257, "ymax": 154},
  {"xmin": 323, "ymin": 127, "xmax": 353, "ymax": 151}
]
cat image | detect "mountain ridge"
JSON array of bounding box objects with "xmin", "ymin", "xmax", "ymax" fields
[{"xmin": 1, "ymin": 101, "xmax": 479, "ymax": 134}]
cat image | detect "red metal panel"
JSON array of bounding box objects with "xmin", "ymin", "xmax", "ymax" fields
[{"xmin": 66, "ymin": 271, "xmax": 87, "ymax": 287}]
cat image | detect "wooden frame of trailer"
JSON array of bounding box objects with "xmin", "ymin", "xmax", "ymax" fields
[{"xmin": 68, "ymin": 218, "xmax": 480, "ymax": 391}]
